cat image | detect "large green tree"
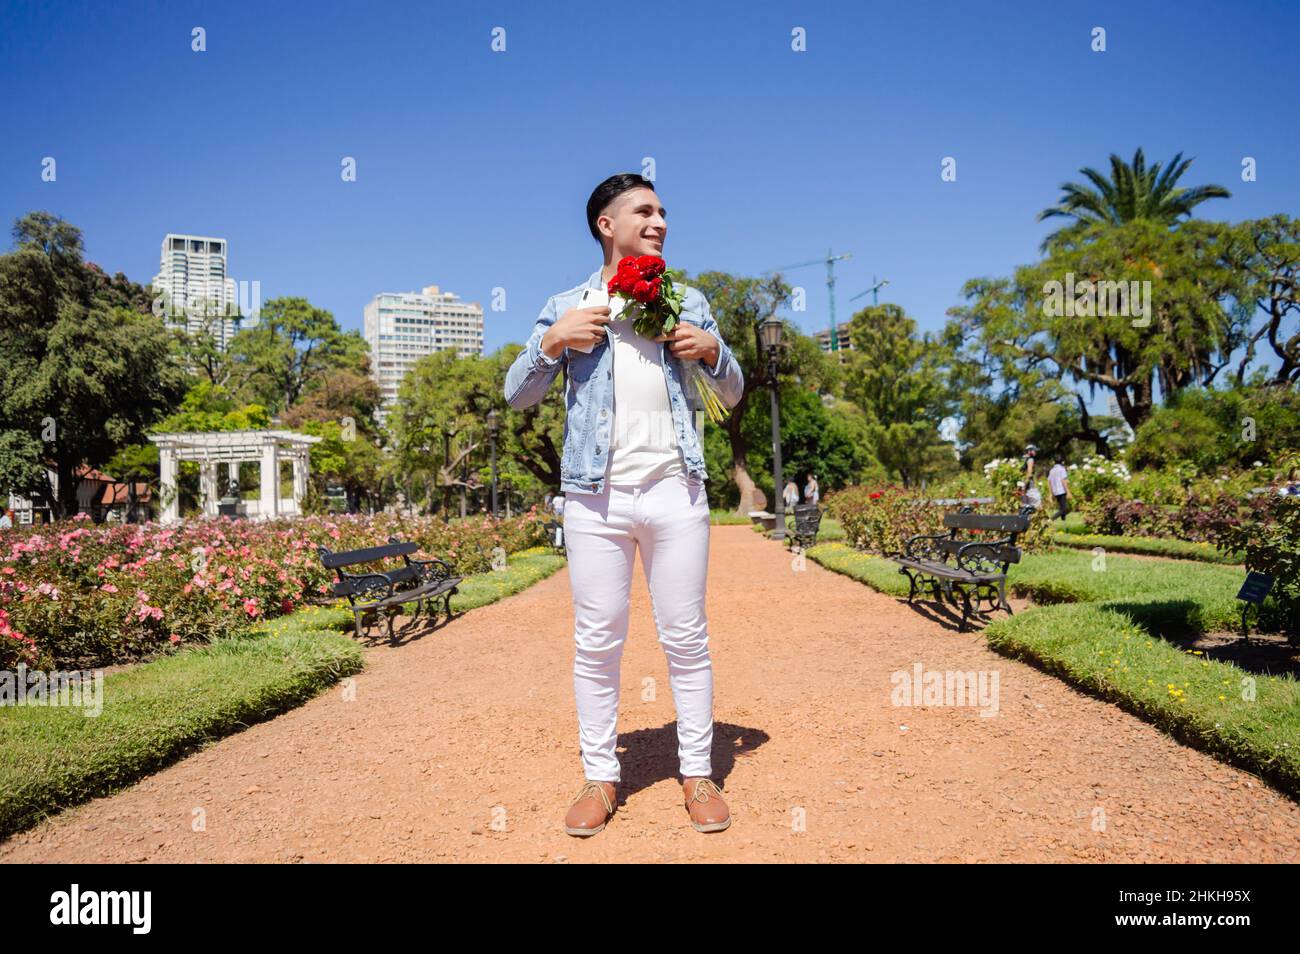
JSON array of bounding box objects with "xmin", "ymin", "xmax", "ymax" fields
[
  {"xmin": 0, "ymin": 213, "xmax": 187, "ymax": 517},
  {"xmin": 690, "ymin": 270, "xmax": 831, "ymax": 512},
  {"xmin": 837, "ymin": 303, "xmax": 958, "ymax": 485},
  {"xmin": 1233, "ymin": 214, "xmax": 1300, "ymax": 386},
  {"xmin": 1037, "ymin": 147, "xmax": 1231, "ymax": 250},
  {"xmin": 226, "ymin": 297, "xmax": 370, "ymax": 413},
  {"xmin": 390, "ymin": 349, "xmax": 502, "ymax": 517},
  {"xmin": 949, "ymin": 218, "xmax": 1251, "ymax": 432}
]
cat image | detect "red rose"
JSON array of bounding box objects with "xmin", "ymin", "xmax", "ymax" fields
[
  {"xmin": 618, "ymin": 256, "xmax": 638, "ymax": 270},
  {"xmin": 617, "ymin": 265, "xmax": 642, "ymax": 293},
  {"xmin": 649, "ymin": 276, "xmax": 662, "ymax": 298},
  {"xmin": 636, "ymin": 255, "xmax": 665, "ymax": 277},
  {"xmin": 632, "ymin": 279, "xmax": 653, "ymax": 301}
]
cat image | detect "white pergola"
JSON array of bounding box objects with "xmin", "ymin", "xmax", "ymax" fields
[{"xmin": 149, "ymin": 430, "xmax": 323, "ymax": 525}]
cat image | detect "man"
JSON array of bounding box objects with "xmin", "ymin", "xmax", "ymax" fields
[
  {"xmin": 0, "ymin": 508, "xmax": 13, "ymax": 529},
  {"xmin": 504, "ymin": 173, "xmax": 745, "ymax": 837},
  {"xmin": 1047, "ymin": 457, "xmax": 1072, "ymax": 520}
]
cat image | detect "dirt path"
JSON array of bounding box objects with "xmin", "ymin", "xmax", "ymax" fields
[{"xmin": 3, "ymin": 526, "xmax": 1297, "ymax": 863}]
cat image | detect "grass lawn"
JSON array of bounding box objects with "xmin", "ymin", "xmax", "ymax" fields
[
  {"xmin": 710, "ymin": 508, "xmax": 754, "ymax": 525},
  {"xmin": 805, "ymin": 541, "xmax": 1300, "ymax": 798},
  {"xmin": 0, "ymin": 547, "xmax": 566, "ymax": 840}
]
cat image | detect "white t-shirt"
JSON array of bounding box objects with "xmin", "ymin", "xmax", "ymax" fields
[
  {"xmin": 1047, "ymin": 464, "xmax": 1068, "ymax": 496},
  {"xmin": 605, "ymin": 296, "xmax": 685, "ymax": 485}
]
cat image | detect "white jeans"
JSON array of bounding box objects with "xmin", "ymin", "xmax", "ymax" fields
[{"xmin": 562, "ymin": 469, "xmax": 714, "ymax": 783}]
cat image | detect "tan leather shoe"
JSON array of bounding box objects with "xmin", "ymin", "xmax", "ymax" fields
[
  {"xmin": 683, "ymin": 777, "xmax": 731, "ymax": 832},
  {"xmin": 563, "ymin": 780, "xmax": 617, "ymax": 837}
]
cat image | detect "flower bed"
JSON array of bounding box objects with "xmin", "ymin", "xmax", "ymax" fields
[{"xmin": 0, "ymin": 510, "xmax": 550, "ymax": 669}]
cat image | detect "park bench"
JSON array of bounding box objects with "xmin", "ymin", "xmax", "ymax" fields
[
  {"xmin": 789, "ymin": 503, "xmax": 824, "ymax": 549},
  {"xmin": 889, "ymin": 507, "xmax": 1032, "ymax": 631},
  {"xmin": 317, "ymin": 535, "xmax": 462, "ymax": 640}
]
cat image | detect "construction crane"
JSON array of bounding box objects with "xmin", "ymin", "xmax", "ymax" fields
[
  {"xmin": 848, "ymin": 276, "xmax": 890, "ymax": 307},
  {"xmin": 763, "ymin": 249, "xmax": 852, "ymax": 352}
]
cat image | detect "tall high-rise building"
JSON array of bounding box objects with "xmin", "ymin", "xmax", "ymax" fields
[
  {"xmin": 364, "ymin": 284, "xmax": 485, "ymax": 421},
  {"xmin": 152, "ymin": 233, "xmax": 239, "ymax": 347},
  {"xmin": 813, "ymin": 322, "xmax": 856, "ymax": 354}
]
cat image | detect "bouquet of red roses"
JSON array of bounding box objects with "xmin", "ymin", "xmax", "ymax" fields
[{"xmin": 607, "ymin": 255, "xmax": 730, "ymax": 424}]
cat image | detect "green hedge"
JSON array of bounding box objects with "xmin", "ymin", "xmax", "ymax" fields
[
  {"xmin": 1051, "ymin": 532, "xmax": 1244, "ymax": 564},
  {"xmin": 0, "ymin": 548, "xmax": 567, "ymax": 840},
  {"xmin": 805, "ymin": 542, "xmax": 1300, "ymax": 798}
]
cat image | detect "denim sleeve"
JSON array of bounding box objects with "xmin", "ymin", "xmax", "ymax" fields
[
  {"xmin": 504, "ymin": 295, "xmax": 565, "ymax": 409},
  {"xmin": 690, "ymin": 289, "xmax": 745, "ymax": 409}
]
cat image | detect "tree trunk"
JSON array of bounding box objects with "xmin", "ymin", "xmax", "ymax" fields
[
  {"xmin": 56, "ymin": 455, "xmax": 79, "ymax": 520},
  {"xmin": 722, "ymin": 405, "xmax": 764, "ymax": 512}
]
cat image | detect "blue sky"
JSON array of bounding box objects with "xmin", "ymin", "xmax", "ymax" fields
[{"xmin": 2, "ymin": 0, "xmax": 1297, "ymax": 396}]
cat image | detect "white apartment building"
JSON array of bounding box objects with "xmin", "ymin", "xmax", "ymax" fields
[
  {"xmin": 364, "ymin": 284, "xmax": 485, "ymax": 420},
  {"xmin": 152, "ymin": 233, "xmax": 239, "ymax": 347}
]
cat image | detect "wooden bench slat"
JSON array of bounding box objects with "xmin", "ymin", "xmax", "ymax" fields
[
  {"xmin": 368, "ymin": 577, "xmax": 462, "ymax": 609},
  {"xmin": 943, "ymin": 513, "xmax": 1030, "ymax": 533},
  {"xmin": 320, "ymin": 541, "xmax": 420, "ymax": 569}
]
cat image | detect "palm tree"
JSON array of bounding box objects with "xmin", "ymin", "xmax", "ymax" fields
[{"xmin": 1036, "ymin": 147, "xmax": 1230, "ymax": 250}]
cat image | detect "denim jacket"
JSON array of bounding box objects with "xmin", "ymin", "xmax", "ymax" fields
[{"xmin": 504, "ymin": 267, "xmax": 744, "ymax": 496}]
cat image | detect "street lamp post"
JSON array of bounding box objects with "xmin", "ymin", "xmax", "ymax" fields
[
  {"xmin": 487, "ymin": 408, "xmax": 499, "ymax": 520},
  {"xmin": 761, "ymin": 316, "xmax": 786, "ymax": 541},
  {"xmin": 441, "ymin": 426, "xmax": 455, "ymax": 524}
]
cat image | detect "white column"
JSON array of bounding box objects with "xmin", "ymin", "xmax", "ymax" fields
[
  {"xmin": 200, "ymin": 462, "xmax": 218, "ymax": 517},
  {"xmin": 259, "ymin": 440, "xmax": 279, "ymax": 520},
  {"xmin": 291, "ymin": 454, "xmax": 307, "ymax": 515},
  {"xmin": 159, "ymin": 445, "xmax": 179, "ymax": 525}
]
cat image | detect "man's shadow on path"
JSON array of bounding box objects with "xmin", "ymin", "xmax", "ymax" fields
[{"xmin": 593, "ymin": 722, "xmax": 769, "ymax": 805}]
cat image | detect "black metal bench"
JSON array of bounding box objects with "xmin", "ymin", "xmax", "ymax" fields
[
  {"xmin": 789, "ymin": 504, "xmax": 824, "ymax": 549},
  {"xmin": 889, "ymin": 508, "xmax": 1032, "ymax": 630},
  {"xmin": 317, "ymin": 535, "xmax": 462, "ymax": 640}
]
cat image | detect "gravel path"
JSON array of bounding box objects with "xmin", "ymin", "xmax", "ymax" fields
[{"xmin": 3, "ymin": 525, "xmax": 1297, "ymax": 863}]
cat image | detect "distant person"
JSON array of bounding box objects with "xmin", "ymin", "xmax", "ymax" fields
[
  {"xmin": 1024, "ymin": 445, "xmax": 1038, "ymax": 482},
  {"xmin": 804, "ymin": 473, "xmax": 820, "ymax": 506},
  {"xmin": 782, "ymin": 479, "xmax": 800, "ymax": 511},
  {"xmin": 0, "ymin": 508, "xmax": 13, "ymax": 529},
  {"xmin": 1047, "ymin": 457, "xmax": 1072, "ymax": 520},
  {"xmin": 552, "ymin": 493, "xmax": 566, "ymax": 518},
  {"xmin": 1019, "ymin": 480, "xmax": 1042, "ymax": 512},
  {"xmin": 1278, "ymin": 468, "xmax": 1300, "ymax": 497}
]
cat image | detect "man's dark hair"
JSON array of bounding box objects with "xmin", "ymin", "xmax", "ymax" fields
[{"xmin": 587, "ymin": 173, "xmax": 655, "ymax": 245}]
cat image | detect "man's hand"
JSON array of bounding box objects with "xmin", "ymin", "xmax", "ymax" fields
[
  {"xmin": 542, "ymin": 305, "xmax": 611, "ymax": 357},
  {"xmin": 653, "ymin": 322, "xmax": 719, "ymax": 367}
]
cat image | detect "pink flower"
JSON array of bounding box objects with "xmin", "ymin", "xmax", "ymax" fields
[
  {"xmin": 101, "ymin": 583, "xmax": 119, "ymax": 593},
  {"xmin": 169, "ymin": 633, "xmax": 181, "ymax": 644},
  {"xmin": 243, "ymin": 599, "xmax": 261, "ymax": 617}
]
